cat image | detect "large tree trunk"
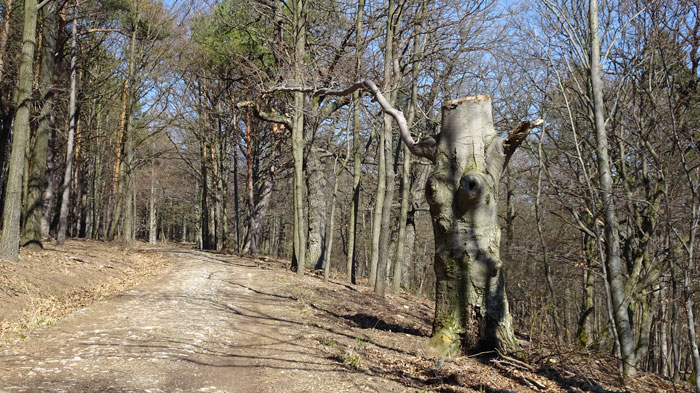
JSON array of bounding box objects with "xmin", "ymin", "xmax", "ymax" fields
[
  {"xmin": 427, "ymin": 96, "xmax": 520, "ymax": 356},
  {"xmin": 589, "ymin": 0, "xmax": 636, "ymax": 376},
  {"xmin": 0, "ymin": 0, "xmax": 40, "ymax": 260},
  {"xmin": 21, "ymin": 0, "xmax": 58, "ymax": 249}
]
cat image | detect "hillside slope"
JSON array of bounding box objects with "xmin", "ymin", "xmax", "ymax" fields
[{"xmin": 0, "ymin": 242, "xmax": 690, "ymax": 393}]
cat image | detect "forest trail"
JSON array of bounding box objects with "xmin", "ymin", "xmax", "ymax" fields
[
  {"xmin": 1, "ymin": 247, "xmax": 682, "ymax": 393},
  {"xmin": 0, "ymin": 250, "xmax": 406, "ymax": 393}
]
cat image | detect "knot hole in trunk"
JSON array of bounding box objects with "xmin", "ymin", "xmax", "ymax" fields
[{"xmin": 458, "ymin": 173, "xmax": 484, "ymax": 213}]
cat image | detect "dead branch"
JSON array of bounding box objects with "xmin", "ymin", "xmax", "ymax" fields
[{"xmin": 69, "ymin": 257, "xmax": 114, "ymax": 269}]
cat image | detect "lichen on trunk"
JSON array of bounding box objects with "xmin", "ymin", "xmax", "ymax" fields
[{"xmin": 426, "ymin": 96, "xmax": 520, "ymax": 356}]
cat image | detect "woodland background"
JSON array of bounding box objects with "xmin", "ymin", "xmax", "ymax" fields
[{"xmin": 0, "ymin": 0, "xmax": 698, "ymax": 386}]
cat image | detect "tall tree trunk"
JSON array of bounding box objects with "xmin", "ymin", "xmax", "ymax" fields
[
  {"xmin": 41, "ymin": 123, "xmax": 56, "ymax": 238},
  {"xmin": 345, "ymin": 0, "xmax": 364, "ymax": 284},
  {"xmin": 535, "ymin": 128, "xmax": 561, "ymax": 342},
  {"xmin": 393, "ymin": 0, "xmax": 424, "ymax": 293},
  {"xmin": 291, "ymin": 0, "xmax": 306, "ymax": 275},
  {"xmin": 232, "ymin": 135, "xmax": 241, "ymax": 251},
  {"xmin": 215, "ymin": 105, "xmax": 226, "ymax": 251},
  {"xmin": 323, "ymin": 160, "xmax": 340, "ymax": 283},
  {"xmin": 375, "ymin": 0, "xmax": 403, "ymax": 296},
  {"xmin": 324, "ymin": 152, "xmax": 349, "ymax": 283},
  {"xmin": 90, "ymin": 112, "xmax": 103, "ymax": 240},
  {"xmin": 21, "ymin": 0, "xmax": 58, "ymax": 249},
  {"xmin": 244, "ymin": 108, "xmax": 256, "ymax": 254},
  {"xmin": 57, "ymin": 4, "xmax": 77, "ymax": 245},
  {"xmin": 659, "ymin": 281, "xmax": 670, "ymax": 376},
  {"xmin": 368, "ymin": 122, "xmax": 386, "ymax": 286},
  {"xmin": 200, "ymin": 142, "xmax": 210, "ymax": 249},
  {"xmin": 589, "ymin": 0, "xmax": 636, "ymax": 376},
  {"xmin": 108, "ymin": 22, "xmax": 137, "ymax": 241},
  {"xmin": 148, "ymin": 159, "xmax": 156, "ymax": 245},
  {"xmin": 0, "ymin": 0, "xmax": 41, "ymax": 260}
]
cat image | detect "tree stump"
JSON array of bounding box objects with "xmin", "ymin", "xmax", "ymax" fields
[{"xmin": 426, "ymin": 96, "xmax": 520, "ymax": 355}]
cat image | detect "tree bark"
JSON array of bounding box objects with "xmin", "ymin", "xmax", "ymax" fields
[
  {"xmin": 368, "ymin": 121, "xmax": 386, "ymax": 286},
  {"xmin": 589, "ymin": 0, "xmax": 636, "ymax": 376},
  {"xmin": 393, "ymin": 0, "xmax": 424, "ymax": 293},
  {"xmin": 232, "ymin": 133, "xmax": 241, "ymax": 251},
  {"xmin": 21, "ymin": 0, "xmax": 58, "ymax": 249},
  {"xmin": 244, "ymin": 108, "xmax": 256, "ymax": 254},
  {"xmin": 41, "ymin": 122, "xmax": 57, "ymax": 239},
  {"xmin": 305, "ymin": 148, "xmax": 327, "ymax": 270},
  {"xmin": 375, "ymin": 0, "xmax": 402, "ymax": 296},
  {"xmin": 577, "ymin": 232, "xmax": 596, "ymax": 346},
  {"xmin": 427, "ymin": 96, "xmax": 521, "ymax": 355},
  {"xmin": 57, "ymin": 3, "xmax": 78, "ymax": 246},
  {"xmin": 0, "ymin": 0, "xmax": 41, "ymax": 260},
  {"xmin": 108, "ymin": 22, "xmax": 137, "ymax": 242},
  {"xmin": 323, "ymin": 157, "xmax": 343, "ymax": 283},
  {"xmin": 345, "ymin": 0, "xmax": 364, "ymax": 284},
  {"xmin": 148, "ymin": 158, "xmax": 156, "ymax": 245}
]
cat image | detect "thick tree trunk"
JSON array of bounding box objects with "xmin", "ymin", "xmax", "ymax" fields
[
  {"xmin": 21, "ymin": 0, "xmax": 58, "ymax": 249},
  {"xmin": 589, "ymin": 0, "xmax": 636, "ymax": 376},
  {"xmin": 427, "ymin": 96, "xmax": 520, "ymax": 356},
  {"xmin": 0, "ymin": 0, "xmax": 40, "ymax": 260},
  {"xmin": 57, "ymin": 7, "xmax": 78, "ymax": 246}
]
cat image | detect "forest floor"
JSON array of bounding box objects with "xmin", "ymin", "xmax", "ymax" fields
[{"xmin": 0, "ymin": 240, "xmax": 691, "ymax": 392}]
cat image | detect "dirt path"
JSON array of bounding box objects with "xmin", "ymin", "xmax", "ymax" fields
[{"xmin": 0, "ymin": 250, "xmax": 406, "ymax": 393}]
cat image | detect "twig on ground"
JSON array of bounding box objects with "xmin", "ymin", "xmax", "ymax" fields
[{"xmin": 69, "ymin": 257, "xmax": 114, "ymax": 269}]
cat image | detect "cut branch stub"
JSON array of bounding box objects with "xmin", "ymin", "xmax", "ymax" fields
[{"xmin": 427, "ymin": 95, "xmax": 520, "ymax": 356}]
